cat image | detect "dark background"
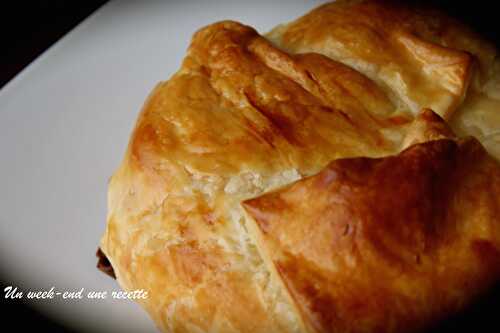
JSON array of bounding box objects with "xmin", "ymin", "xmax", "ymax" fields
[
  {"xmin": 0, "ymin": 0, "xmax": 108, "ymax": 89},
  {"xmin": 0, "ymin": 2, "xmax": 108, "ymax": 331},
  {"xmin": 1, "ymin": 0, "xmax": 499, "ymax": 332}
]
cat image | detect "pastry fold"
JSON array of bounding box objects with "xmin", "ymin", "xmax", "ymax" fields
[{"xmin": 243, "ymin": 136, "xmax": 500, "ymax": 333}]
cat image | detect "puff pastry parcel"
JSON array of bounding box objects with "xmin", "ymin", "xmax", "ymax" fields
[{"xmin": 98, "ymin": 1, "xmax": 500, "ymax": 332}]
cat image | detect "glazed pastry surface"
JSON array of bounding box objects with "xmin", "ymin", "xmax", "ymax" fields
[{"xmin": 99, "ymin": 1, "xmax": 500, "ymax": 332}]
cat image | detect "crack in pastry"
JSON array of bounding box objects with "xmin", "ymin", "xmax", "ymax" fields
[
  {"xmin": 98, "ymin": 1, "xmax": 500, "ymax": 332},
  {"xmin": 96, "ymin": 247, "xmax": 116, "ymax": 279}
]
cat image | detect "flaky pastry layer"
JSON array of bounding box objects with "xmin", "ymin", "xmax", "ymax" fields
[{"xmin": 99, "ymin": 1, "xmax": 500, "ymax": 332}]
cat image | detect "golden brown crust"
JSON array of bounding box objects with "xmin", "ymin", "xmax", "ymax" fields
[
  {"xmin": 267, "ymin": 0, "xmax": 479, "ymax": 118},
  {"xmin": 243, "ymin": 137, "xmax": 500, "ymax": 333},
  {"xmin": 98, "ymin": 1, "xmax": 500, "ymax": 332},
  {"xmin": 267, "ymin": 0, "xmax": 499, "ymax": 155},
  {"xmin": 101, "ymin": 19, "xmax": 416, "ymax": 333}
]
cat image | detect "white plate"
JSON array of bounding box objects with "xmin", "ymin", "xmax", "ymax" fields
[{"xmin": 0, "ymin": 0, "xmax": 329, "ymax": 331}]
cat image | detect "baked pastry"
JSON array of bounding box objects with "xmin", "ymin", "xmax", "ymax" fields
[
  {"xmin": 243, "ymin": 135, "xmax": 500, "ymax": 333},
  {"xmin": 266, "ymin": 0, "xmax": 500, "ymax": 159},
  {"xmin": 98, "ymin": 1, "xmax": 500, "ymax": 332}
]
